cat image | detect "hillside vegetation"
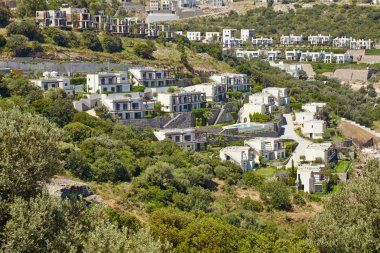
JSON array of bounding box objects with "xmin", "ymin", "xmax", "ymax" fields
[{"xmin": 173, "ymin": 5, "xmax": 380, "ymax": 41}]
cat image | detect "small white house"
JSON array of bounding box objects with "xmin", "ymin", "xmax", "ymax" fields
[
  {"xmin": 302, "ymin": 120, "xmax": 326, "ymax": 139},
  {"xmin": 31, "ymin": 72, "xmax": 79, "ymax": 94},
  {"xmin": 183, "ymin": 82, "xmax": 227, "ymax": 102},
  {"xmin": 294, "ymin": 111, "xmax": 316, "ymax": 125},
  {"xmin": 350, "ymin": 39, "xmax": 373, "ymax": 50},
  {"xmin": 302, "ymin": 102, "xmax": 326, "ymax": 114},
  {"xmin": 204, "ymin": 32, "xmax": 220, "ymax": 42},
  {"xmin": 297, "ymin": 164, "xmax": 328, "ymax": 193},
  {"xmin": 86, "ymin": 72, "xmax": 131, "ymax": 94},
  {"xmin": 156, "ymin": 90, "xmax": 207, "ymax": 112},
  {"xmin": 220, "ymin": 146, "xmax": 256, "ymax": 171},
  {"xmin": 187, "ymin": 31, "xmax": 202, "ymax": 41},
  {"xmin": 245, "ymin": 138, "xmax": 286, "ymax": 162},
  {"xmin": 154, "ymin": 128, "xmax": 207, "ymax": 151},
  {"xmin": 267, "ymin": 50, "xmax": 280, "ymax": 61},
  {"xmin": 304, "ymin": 142, "xmax": 336, "ymax": 163}
]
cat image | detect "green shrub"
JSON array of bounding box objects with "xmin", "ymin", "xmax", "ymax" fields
[
  {"xmin": 102, "ymin": 35, "xmax": 123, "ymax": 53},
  {"xmin": 0, "ymin": 35, "xmax": 6, "ymax": 48},
  {"xmin": 6, "ymin": 19, "xmax": 44, "ymax": 42},
  {"xmin": 293, "ymin": 192, "xmax": 306, "ymax": 206},
  {"xmin": 6, "ymin": 35, "xmax": 32, "ymax": 57},
  {"xmin": 81, "ymin": 31, "xmax": 103, "ymax": 52},
  {"xmin": 239, "ymin": 197, "xmax": 264, "ymax": 212}
]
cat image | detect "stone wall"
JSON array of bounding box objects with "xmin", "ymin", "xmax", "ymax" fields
[{"xmin": 120, "ymin": 115, "xmax": 173, "ymax": 129}]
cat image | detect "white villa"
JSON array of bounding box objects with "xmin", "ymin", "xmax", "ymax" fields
[
  {"xmin": 129, "ymin": 67, "xmax": 175, "ymax": 87},
  {"xmin": 249, "ymin": 92, "xmax": 275, "ymax": 105},
  {"xmin": 187, "ymin": 31, "xmax": 202, "ymax": 41},
  {"xmin": 245, "ymin": 138, "xmax": 286, "ymax": 162},
  {"xmin": 302, "ymin": 119, "xmax": 326, "ymax": 139},
  {"xmin": 183, "ymin": 83, "xmax": 227, "ymax": 102},
  {"xmin": 73, "ymin": 92, "xmax": 149, "ymax": 120},
  {"xmin": 304, "ymin": 142, "xmax": 336, "ymax": 163},
  {"xmin": 332, "ymin": 37, "xmax": 352, "ymax": 48},
  {"xmin": 308, "ymin": 34, "xmax": 331, "ymax": 45},
  {"xmin": 262, "ymin": 87, "xmax": 290, "ymax": 106},
  {"xmin": 299, "ymin": 51, "xmax": 325, "ymax": 62},
  {"xmin": 280, "ymin": 34, "xmax": 303, "ymax": 45},
  {"xmin": 204, "ymin": 32, "xmax": 220, "ymax": 42},
  {"xmin": 222, "ymin": 29, "xmax": 243, "ymax": 48},
  {"xmin": 297, "ymin": 164, "xmax": 328, "ymax": 193},
  {"xmin": 86, "ymin": 72, "xmax": 131, "ymax": 94},
  {"xmin": 251, "ymin": 37, "xmax": 273, "ymax": 46},
  {"xmin": 219, "ymin": 146, "xmax": 256, "ymax": 171},
  {"xmin": 239, "ymin": 103, "xmax": 270, "ymax": 123},
  {"xmin": 294, "ymin": 111, "xmax": 316, "ymax": 125},
  {"xmin": 267, "ymin": 50, "xmax": 280, "ymax": 61},
  {"xmin": 302, "ymin": 102, "xmax": 326, "ymax": 114},
  {"xmin": 324, "ymin": 52, "xmax": 351, "ymax": 64},
  {"xmin": 156, "ymin": 90, "xmax": 207, "ymax": 112},
  {"xmin": 31, "ymin": 71, "xmax": 75, "ymax": 93},
  {"xmin": 210, "ymin": 73, "xmax": 250, "ymax": 92},
  {"xmin": 236, "ymin": 50, "xmax": 261, "ymax": 59},
  {"xmin": 285, "ymin": 50, "xmax": 301, "ymax": 61},
  {"xmin": 154, "ymin": 128, "xmax": 207, "ymax": 151},
  {"xmin": 241, "ymin": 29, "xmax": 256, "ymax": 42},
  {"xmin": 350, "ymin": 39, "xmax": 373, "ymax": 50}
]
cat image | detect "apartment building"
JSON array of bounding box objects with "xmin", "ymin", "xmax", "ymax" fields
[
  {"xmin": 285, "ymin": 50, "xmax": 301, "ymax": 61},
  {"xmin": 61, "ymin": 7, "xmax": 91, "ymax": 29},
  {"xmin": 36, "ymin": 10, "xmax": 67, "ymax": 28},
  {"xmin": 210, "ymin": 73, "xmax": 250, "ymax": 92},
  {"xmin": 308, "ymin": 34, "xmax": 331, "ymax": 45},
  {"xmin": 187, "ymin": 31, "xmax": 202, "ymax": 41},
  {"xmin": 251, "ymin": 37, "xmax": 273, "ymax": 46},
  {"xmin": 154, "ymin": 128, "xmax": 207, "ymax": 151},
  {"xmin": 86, "ymin": 72, "xmax": 131, "ymax": 94},
  {"xmin": 297, "ymin": 164, "xmax": 328, "ymax": 193},
  {"xmin": 269, "ymin": 62, "xmax": 302, "ymax": 78},
  {"xmin": 222, "ymin": 29, "xmax": 243, "ymax": 48},
  {"xmin": 324, "ymin": 52, "xmax": 351, "ymax": 64},
  {"xmin": 332, "ymin": 37, "xmax": 352, "ymax": 48},
  {"xmin": 204, "ymin": 32, "xmax": 220, "ymax": 43},
  {"xmin": 31, "ymin": 71, "xmax": 73, "ymax": 92},
  {"xmin": 262, "ymin": 87, "xmax": 290, "ymax": 106},
  {"xmin": 304, "ymin": 143, "xmax": 336, "ymax": 163},
  {"xmin": 236, "ymin": 50, "xmax": 261, "ymax": 59},
  {"xmin": 302, "ymin": 102, "xmax": 326, "ymax": 114},
  {"xmin": 302, "ymin": 120, "xmax": 326, "ymax": 139},
  {"xmin": 241, "ymin": 29, "xmax": 256, "ymax": 42},
  {"xmin": 299, "ymin": 51, "xmax": 324, "ymax": 62},
  {"xmin": 350, "ymin": 39, "xmax": 373, "ymax": 50},
  {"xmin": 219, "ymin": 146, "xmax": 256, "ymax": 171},
  {"xmin": 245, "ymin": 138, "xmax": 286, "ymax": 162},
  {"xmin": 129, "ymin": 67, "xmax": 175, "ymax": 87},
  {"xmin": 156, "ymin": 90, "xmax": 207, "ymax": 112},
  {"xmin": 280, "ymin": 34, "xmax": 303, "ymax": 45},
  {"xmin": 183, "ymin": 83, "xmax": 227, "ymax": 102}
]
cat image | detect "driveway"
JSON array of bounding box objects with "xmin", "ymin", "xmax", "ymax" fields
[{"xmin": 280, "ymin": 114, "xmax": 312, "ymax": 168}]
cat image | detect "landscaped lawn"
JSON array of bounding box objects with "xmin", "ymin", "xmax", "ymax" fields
[
  {"xmin": 335, "ymin": 160, "xmax": 351, "ymax": 173},
  {"xmin": 255, "ymin": 167, "xmax": 278, "ymax": 178}
]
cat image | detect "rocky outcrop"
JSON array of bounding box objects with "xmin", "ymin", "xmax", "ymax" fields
[{"xmin": 46, "ymin": 177, "xmax": 104, "ymax": 204}]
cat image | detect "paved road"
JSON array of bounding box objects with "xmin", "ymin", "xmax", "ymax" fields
[{"xmin": 280, "ymin": 114, "xmax": 312, "ymax": 168}]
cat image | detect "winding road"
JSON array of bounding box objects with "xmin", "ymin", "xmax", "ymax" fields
[{"xmin": 280, "ymin": 114, "xmax": 312, "ymax": 168}]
